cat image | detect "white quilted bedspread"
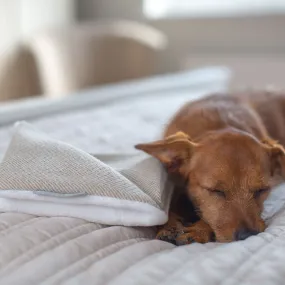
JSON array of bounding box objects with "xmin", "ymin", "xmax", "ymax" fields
[
  {"xmin": 0, "ymin": 67, "xmax": 230, "ymax": 158},
  {"xmin": 0, "ymin": 213, "xmax": 163, "ymax": 285},
  {"xmin": 1, "ymin": 68, "xmax": 285, "ymax": 284},
  {"xmin": 0, "ymin": 89, "xmax": 209, "ymax": 159},
  {"xmin": 1, "ymin": 195, "xmax": 285, "ymax": 285}
]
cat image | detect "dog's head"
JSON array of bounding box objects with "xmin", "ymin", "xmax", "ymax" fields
[{"xmin": 135, "ymin": 130, "xmax": 285, "ymax": 242}]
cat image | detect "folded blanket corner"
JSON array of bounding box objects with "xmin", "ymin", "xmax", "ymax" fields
[{"xmin": 0, "ymin": 122, "xmax": 173, "ymax": 226}]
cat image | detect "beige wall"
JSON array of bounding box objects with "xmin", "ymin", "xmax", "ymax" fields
[
  {"xmin": 184, "ymin": 55, "xmax": 285, "ymax": 89},
  {"xmin": 77, "ymin": 0, "xmax": 285, "ymax": 88},
  {"xmin": 1, "ymin": 0, "xmax": 284, "ymax": 90}
]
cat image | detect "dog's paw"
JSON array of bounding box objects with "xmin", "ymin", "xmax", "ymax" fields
[
  {"xmin": 175, "ymin": 220, "xmax": 215, "ymax": 245},
  {"xmin": 156, "ymin": 228, "xmax": 178, "ymax": 245},
  {"xmin": 155, "ymin": 213, "xmax": 214, "ymax": 246},
  {"xmin": 155, "ymin": 212, "xmax": 184, "ymax": 244}
]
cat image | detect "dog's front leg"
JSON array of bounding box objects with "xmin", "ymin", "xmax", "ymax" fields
[
  {"xmin": 175, "ymin": 220, "xmax": 214, "ymax": 245},
  {"xmin": 155, "ymin": 212, "xmax": 185, "ymax": 244},
  {"xmin": 156, "ymin": 213, "xmax": 214, "ymax": 245}
]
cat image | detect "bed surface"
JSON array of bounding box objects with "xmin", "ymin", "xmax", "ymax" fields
[
  {"xmin": 4, "ymin": 67, "xmax": 285, "ymax": 284},
  {"xmin": 2, "ymin": 204, "xmax": 285, "ymax": 285},
  {"xmin": 0, "ymin": 67, "xmax": 230, "ymax": 158}
]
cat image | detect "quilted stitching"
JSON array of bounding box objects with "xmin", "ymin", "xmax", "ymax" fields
[
  {"xmin": 0, "ymin": 217, "xmax": 45, "ymax": 236},
  {"xmin": 44, "ymin": 238, "xmax": 149, "ymax": 284},
  {"xmin": 0, "ymin": 219, "xmax": 104, "ymax": 275},
  {"xmin": 0, "ymin": 213, "xmax": 36, "ymax": 232},
  {"xmin": 222, "ymin": 235, "xmax": 285, "ymax": 285}
]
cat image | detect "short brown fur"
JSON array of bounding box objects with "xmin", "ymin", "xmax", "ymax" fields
[{"xmin": 136, "ymin": 91, "xmax": 285, "ymax": 243}]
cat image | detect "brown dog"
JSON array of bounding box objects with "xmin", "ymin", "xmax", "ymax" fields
[{"xmin": 135, "ymin": 91, "xmax": 285, "ymax": 244}]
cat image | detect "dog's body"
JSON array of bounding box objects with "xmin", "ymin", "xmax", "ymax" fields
[
  {"xmin": 136, "ymin": 91, "xmax": 285, "ymax": 244},
  {"xmin": 165, "ymin": 92, "xmax": 285, "ymax": 147}
]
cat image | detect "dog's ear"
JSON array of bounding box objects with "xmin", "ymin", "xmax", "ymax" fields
[
  {"xmin": 263, "ymin": 139, "xmax": 285, "ymax": 178},
  {"xmin": 135, "ymin": 132, "xmax": 198, "ymax": 174}
]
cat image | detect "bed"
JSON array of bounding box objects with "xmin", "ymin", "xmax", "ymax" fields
[
  {"xmin": 1, "ymin": 67, "xmax": 285, "ymax": 285},
  {"xmin": 0, "ymin": 67, "xmax": 230, "ymax": 156}
]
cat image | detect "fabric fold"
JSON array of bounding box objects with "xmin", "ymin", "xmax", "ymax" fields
[{"xmin": 0, "ymin": 122, "xmax": 173, "ymax": 226}]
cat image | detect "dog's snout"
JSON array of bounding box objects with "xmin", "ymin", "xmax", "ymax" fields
[{"xmin": 234, "ymin": 228, "xmax": 260, "ymax": 241}]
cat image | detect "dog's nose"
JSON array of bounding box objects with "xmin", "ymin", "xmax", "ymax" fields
[{"xmin": 234, "ymin": 228, "xmax": 260, "ymax": 241}]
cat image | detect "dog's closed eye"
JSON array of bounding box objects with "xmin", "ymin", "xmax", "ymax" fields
[
  {"xmin": 253, "ymin": 188, "xmax": 270, "ymax": 199},
  {"xmin": 206, "ymin": 188, "xmax": 226, "ymax": 198}
]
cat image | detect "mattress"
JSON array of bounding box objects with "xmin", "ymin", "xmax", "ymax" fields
[
  {"xmin": 0, "ymin": 67, "xmax": 230, "ymax": 158},
  {"xmin": 4, "ymin": 67, "xmax": 285, "ymax": 284},
  {"xmin": 2, "ymin": 195, "xmax": 285, "ymax": 285}
]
